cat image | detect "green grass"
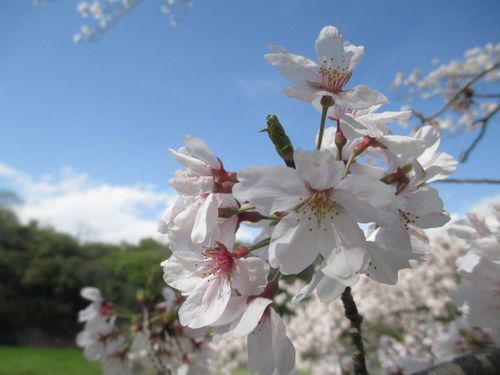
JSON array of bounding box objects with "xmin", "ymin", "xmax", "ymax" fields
[
  {"xmin": 0, "ymin": 346, "xmax": 100, "ymax": 375},
  {"xmin": 0, "ymin": 346, "xmax": 309, "ymax": 375}
]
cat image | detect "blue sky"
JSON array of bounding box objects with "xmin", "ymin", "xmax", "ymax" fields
[{"xmin": 0, "ymin": 0, "xmax": 499, "ymax": 242}]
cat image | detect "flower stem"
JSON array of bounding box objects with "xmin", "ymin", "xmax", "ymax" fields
[
  {"xmin": 247, "ymin": 237, "xmax": 271, "ymax": 252},
  {"xmin": 341, "ymin": 287, "xmax": 368, "ymax": 375},
  {"xmin": 317, "ymin": 96, "xmax": 334, "ymax": 150},
  {"xmin": 317, "ymin": 103, "xmax": 329, "ymax": 150}
]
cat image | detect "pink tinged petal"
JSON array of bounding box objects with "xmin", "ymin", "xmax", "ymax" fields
[
  {"xmin": 161, "ymin": 252, "xmax": 204, "ymax": 294},
  {"xmin": 265, "ymin": 45, "xmax": 320, "ymax": 86},
  {"xmin": 294, "ymin": 149, "xmax": 344, "ymax": 190},
  {"xmin": 269, "ymin": 211, "xmax": 321, "ymax": 275},
  {"xmin": 182, "ymin": 135, "xmax": 220, "ymax": 170},
  {"xmin": 233, "ymin": 166, "xmax": 309, "ymax": 215},
  {"xmin": 316, "ymin": 275, "xmax": 348, "ymax": 302},
  {"xmin": 235, "ymin": 257, "xmax": 270, "ymax": 296},
  {"xmin": 334, "ymin": 85, "xmax": 388, "ymax": 110},
  {"xmin": 315, "ymin": 26, "xmax": 343, "ymax": 63},
  {"xmin": 168, "ymin": 198, "xmax": 204, "ymax": 252},
  {"xmin": 247, "ymin": 308, "xmax": 295, "ymax": 375},
  {"xmin": 334, "ymin": 175, "xmax": 398, "ymax": 225},
  {"xmin": 169, "ymin": 173, "xmax": 214, "ymax": 195},
  {"xmin": 269, "ymin": 309, "xmax": 296, "ymax": 375},
  {"xmin": 212, "ymin": 216, "xmax": 238, "ymax": 250},
  {"xmin": 211, "ymin": 296, "xmax": 248, "ymax": 327},
  {"xmin": 191, "ymin": 193, "xmax": 218, "ymax": 244},
  {"xmin": 232, "ymin": 297, "xmax": 273, "ymax": 337},
  {"xmin": 169, "ymin": 148, "xmax": 211, "ymax": 176},
  {"xmin": 247, "ymin": 314, "xmax": 275, "ymax": 375},
  {"xmin": 178, "ymin": 276, "xmax": 231, "ymax": 329},
  {"xmin": 81, "ymin": 287, "xmax": 102, "ymax": 302}
]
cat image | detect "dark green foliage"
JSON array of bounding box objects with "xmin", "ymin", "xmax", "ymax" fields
[{"xmin": 0, "ymin": 207, "xmax": 170, "ymax": 346}]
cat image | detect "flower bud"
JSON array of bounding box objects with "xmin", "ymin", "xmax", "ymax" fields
[{"xmin": 261, "ymin": 115, "xmax": 295, "ymax": 168}]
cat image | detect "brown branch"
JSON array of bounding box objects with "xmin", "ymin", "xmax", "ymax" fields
[
  {"xmin": 459, "ymin": 105, "xmax": 499, "ymax": 163},
  {"xmin": 412, "ymin": 347, "xmax": 500, "ymax": 375},
  {"xmin": 433, "ymin": 178, "xmax": 500, "ymax": 184},
  {"xmin": 341, "ymin": 287, "xmax": 369, "ymax": 375}
]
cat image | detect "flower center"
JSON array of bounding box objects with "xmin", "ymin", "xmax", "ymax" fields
[
  {"xmin": 296, "ymin": 190, "xmax": 337, "ymax": 230},
  {"xmin": 202, "ymin": 245, "xmax": 235, "ymax": 278},
  {"xmin": 319, "ymin": 62, "xmax": 352, "ymax": 93}
]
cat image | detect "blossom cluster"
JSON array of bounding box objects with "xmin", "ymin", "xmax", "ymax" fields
[
  {"xmin": 211, "ymin": 204, "xmax": 500, "ymax": 374},
  {"xmin": 34, "ymin": 0, "xmax": 193, "ymax": 42},
  {"xmin": 392, "ymin": 43, "xmax": 500, "ymax": 134},
  {"xmin": 158, "ymin": 26, "xmax": 456, "ymax": 375},
  {"xmin": 76, "ymin": 286, "xmax": 212, "ymax": 374}
]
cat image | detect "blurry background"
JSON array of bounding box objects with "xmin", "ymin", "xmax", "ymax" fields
[{"xmin": 0, "ymin": 0, "xmax": 499, "ymax": 373}]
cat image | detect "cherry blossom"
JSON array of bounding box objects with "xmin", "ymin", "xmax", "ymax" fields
[
  {"xmin": 161, "ymin": 241, "xmax": 269, "ymax": 329},
  {"xmin": 234, "ymin": 149, "xmax": 398, "ymax": 279},
  {"xmin": 266, "ymin": 26, "xmax": 387, "ymax": 116}
]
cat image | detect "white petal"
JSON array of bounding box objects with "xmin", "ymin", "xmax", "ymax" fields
[
  {"xmin": 315, "ymin": 26, "xmax": 343, "ymax": 63},
  {"xmin": 232, "ymin": 297, "xmax": 273, "ymax": 337},
  {"xmin": 292, "ymin": 271, "xmax": 323, "ymax": 303},
  {"xmin": 178, "ymin": 276, "xmax": 231, "ymax": 329},
  {"xmin": 191, "ymin": 193, "xmax": 218, "ymax": 244},
  {"xmin": 182, "ymin": 135, "xmax": 220, "ymax": 170},
  {"xmin": 321, "ymin": 211, "xmax": 368, "ymax": 282},
  {"xmin": 161, "ymin": 252, "xmax": 204, "ymax": 294},
  {"xmin": 265, "ymin": 46, "xmax": 320, "ymax": 86},
  {"xmin": 334, "ymin": 175, "xmax": 398, "ymax": 225},
  {"xmin": 169, "ymin": 148, "xmax": 211, "ymax": 177},
  {"xmin": 233, "ymin": 166, "xmax": 309, "ymax": 215},
  {"xmin": 248, "ymin": 313, "xmax": 275, "ymax": 375},
  {"xmin": 339, "ymin": 113, "xmax": 384, "ymax": 139},
  {"xmin": 81, "ymin": 287, "xmax": 102, "ymax": 302},
  {"xmin": 400, "ymin": 185, "xmax": 443, "ymax": 217},
  {"xmin": 316, "ymin": 275, "xmax": 347, "ymax": 302},
  {"xmin": 270, "ymin": 309, "xmax": 296, "ymax": 375},
  {"xmin": 269, "ymin": 211, "xmax": 321, "ymax": 274},
  {"xmin": 334, "ymin": 85, "xmax": 387, "ymax": 110},
  {"xmin": 294, "ymin": 149, "xmax": 344, "ymax": 190}
]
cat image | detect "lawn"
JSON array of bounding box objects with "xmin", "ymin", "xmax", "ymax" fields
[
  {"xmin": 0, "ymin": 346, "xmax": 307, "ymax": 375},
  {"xmin": 0, "ymin": 346, "xmax": 100, "ymax": 375}
]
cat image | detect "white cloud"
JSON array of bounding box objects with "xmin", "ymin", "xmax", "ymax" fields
[{"xmin": 0, "ymin": 162, "xmax": 174, "ymax": 244}]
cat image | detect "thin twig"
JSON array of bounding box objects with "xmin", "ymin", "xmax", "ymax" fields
[
  {"xmin": 142, "ymin": 306, "xmax": 170, "ymax": 375},
  {"xmin": 459, "ymin": 105, "xmax": 499, "ymax": 162},
  {"xmin": 433, "ymin": 178, "xmax": 500, "ymax": 184},
  {"xmin": 341, "ymin": 287, "xmax": 368, "ymax": 375},
  {"xmin": 474, "ymin": 93, "xmax": 500, "ymax": 99},
  {"xmin": 424, "ymin": 62, "xmax": 500, "ymax": 123}
]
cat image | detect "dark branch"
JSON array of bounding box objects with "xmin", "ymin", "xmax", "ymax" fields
[
  {"xmin": 433, "ymin": 178, "xmax": 500, "ymax": 184},
  {"xmin": 459, "ymin": 105, "xmax": 499, "ymax": 163},
  {"xmin": 341, "ymin": 287, "xmax": 368, "ymax": 375}
]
